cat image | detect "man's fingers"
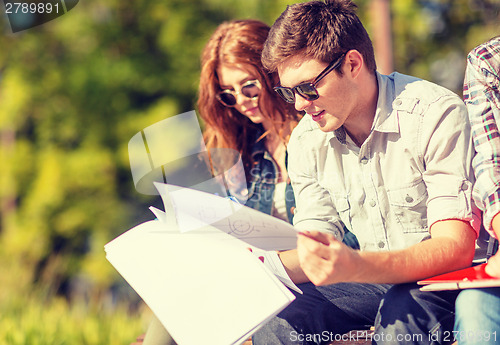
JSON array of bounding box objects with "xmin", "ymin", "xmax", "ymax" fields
[{"xmin": 298, "ymin": 233, "xmax": 328, "ymax": 257}]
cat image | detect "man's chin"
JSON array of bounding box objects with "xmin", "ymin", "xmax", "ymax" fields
[{"xmin": 314, "ymin": 119, "xmax": 339, "ymax": 133}]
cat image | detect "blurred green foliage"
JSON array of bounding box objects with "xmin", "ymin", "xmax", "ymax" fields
[
  {"xmin": 0, "ymin": 0, "xmax": 498, "ymax": 342},
  {"xmin": 0, "ymin": 293, "xmax": 149, "ymax": 345}
]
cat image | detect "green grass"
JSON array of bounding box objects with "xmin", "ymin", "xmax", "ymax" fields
[{"xmin": 0, "ymin": 294, "xmax": 150, "ymax": 345}]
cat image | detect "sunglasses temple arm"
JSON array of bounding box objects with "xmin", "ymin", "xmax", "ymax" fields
[{"xmin": 313, "ymin": 53, "xmax": 346, "ymax": 85}]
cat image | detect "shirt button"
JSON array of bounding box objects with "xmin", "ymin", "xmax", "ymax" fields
[
  {"xmin": 369, "ymin": 200, "xmax": 376, "ymax": 207},
  {"xmin": 461, "ymin": 182, "xmax": 469, "ymax": 191},
  {"xmin": 378, "ymin": 241, "xmax": 385, "ymax": 248},
  {"xmin": 360, "ymin": 157, "xmax": 368, "ymax": 164},
  {"xmin": 405, "ymin": 195, "xmax": 414, "ymax": 203},
  {"xmin": 394, "ymin": 99, "xmax": 402, "ymax": 106}
]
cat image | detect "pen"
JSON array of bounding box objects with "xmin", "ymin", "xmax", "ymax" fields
[{"xmin": 225, "ymin": 195, "xmax": 241, "ymax": 204}]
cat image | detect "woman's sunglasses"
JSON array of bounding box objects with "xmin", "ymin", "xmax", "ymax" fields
[
  {"xmin": 217, "ymin": 80, "xmax": 260, "ymax": 107},
  {"xmin": 274, "ymin": 52, "xmax": 346, "ymax": 104}
]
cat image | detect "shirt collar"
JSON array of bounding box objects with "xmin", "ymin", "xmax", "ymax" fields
[
  {"xmin": 329, "ymin": 72, "xmax": 399, "ymax": 146},
  {"xmin": 372, "ymin": 72, "xmax": 400, "ymax": 134},
  {"xmin": 333, "ymin": 127, "xmax": 347, "ymax": 145}
]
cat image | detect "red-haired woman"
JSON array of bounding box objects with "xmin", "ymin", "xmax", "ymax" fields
[{"xmin": 197, "ymin": 19, "xmax": 301, "ymax": 223}]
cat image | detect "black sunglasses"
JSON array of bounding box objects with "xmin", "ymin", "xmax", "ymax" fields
[
  {"xmin": 274, "ymin": 52, "xmax": 347, "ymax": 104},
  {"xmin": 217, "ymin": 80, "xmax": 260, "ymax": 107}
]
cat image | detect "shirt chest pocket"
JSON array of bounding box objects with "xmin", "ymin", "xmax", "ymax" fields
[
  {"xmin": 330, "ymin": 194, "xmax": 352, "ymax": 230},
  {"xmin": 387, "ymin": 180, "xmax": 428, "ymax": 233}
]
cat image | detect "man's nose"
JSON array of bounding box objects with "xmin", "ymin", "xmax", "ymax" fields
[{"xmin": 294, "ymin": 94, "xmax": 313, "ymax": 112}]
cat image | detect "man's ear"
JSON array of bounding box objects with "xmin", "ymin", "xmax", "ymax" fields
[{"xmin": 344, "ymin": 50, "xmax": 364, "ymax": 79}]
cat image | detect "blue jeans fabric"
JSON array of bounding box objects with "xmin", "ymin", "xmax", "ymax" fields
[
  {"xmin": 454, "ymin": 288, "xmax": 500, "ymax": 345},
  {"xmin": 253, "ymin": 283, "xmax": 460, "ymax": 345},
  {"xmin": 375, "ymin": 284, "xmax": 460, "ymax": 345},
  {"xmin": 252, "ymin": 282, "xmax": 391, "ymax": 345}
]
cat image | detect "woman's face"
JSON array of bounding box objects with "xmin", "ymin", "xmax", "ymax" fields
[{"xmin": 216, "ymin": 64, "xmax": 266, "ymax": 125}]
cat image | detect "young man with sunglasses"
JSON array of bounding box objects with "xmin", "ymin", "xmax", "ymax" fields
[{"xmin": 253, "ymin": 1, "xmax": 480, "ymax": 344}]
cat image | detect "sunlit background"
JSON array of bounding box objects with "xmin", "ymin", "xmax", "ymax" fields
[{"xmin": 0, "ymin": 0, "xmax": 498, "ymax": 344}]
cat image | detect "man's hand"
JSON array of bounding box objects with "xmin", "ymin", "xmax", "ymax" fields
[{"xmin": 297, "ymin": 231, "xmax": 360, "ymax": 285}]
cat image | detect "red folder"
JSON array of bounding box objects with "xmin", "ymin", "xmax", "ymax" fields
[{"xmin": 417, "ymin": 263, "xmax": 500, "ymax": 291}]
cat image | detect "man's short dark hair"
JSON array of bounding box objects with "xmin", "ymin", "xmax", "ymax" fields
[{"xmin": 262, "ymin": 0, "xmax": 376, "ymax": 73}]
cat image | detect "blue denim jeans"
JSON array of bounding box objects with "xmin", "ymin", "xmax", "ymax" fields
[
  {"xmin": 252, "ymin": 282, "xmax": 391, "ymax": 345},
  {"xmin": 253, "ymin": 283, "xmax": 460, "ymax": 345},
  {"xmin": 454, "ymin": 288, "xmax": 500, "ymax": 345},
  {"xmin": 375, "ymin": 284, "xmax": 460, "ymax": 345}
]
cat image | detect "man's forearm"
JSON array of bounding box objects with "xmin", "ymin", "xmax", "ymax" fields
[
  {"xmin": 297, "ymin": 220, "xmax": 477, "ymax": 286},
  {"xmin": 353, "ymin": 220, "xmax": 476, "ymax": 284}
]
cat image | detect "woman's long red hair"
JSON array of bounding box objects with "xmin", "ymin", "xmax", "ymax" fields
[{"xmin": 197, "ymin": 19, "xmax": 300, "ymax": 175}]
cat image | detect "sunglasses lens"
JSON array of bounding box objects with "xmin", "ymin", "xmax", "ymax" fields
[
  {"xmin": 275, "ymin": 87, "xmax": 296, "ymax": 103},
  {"xmin": 241, "ymin": 83, "xmax": 260, "ymax": 99},
  {"xmin": 218, "ymin": 92, "xmax": 237, "ymax": 106},
  {"xmin": 296, "ymin": 84, "xmax": 319, "ymax": 101}
]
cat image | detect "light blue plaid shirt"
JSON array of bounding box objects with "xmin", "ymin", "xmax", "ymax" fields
[{"xmin": 464, "ymin": 36, "xmax": 500, "ymax": 237}]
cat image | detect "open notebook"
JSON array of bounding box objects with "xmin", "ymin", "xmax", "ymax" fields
[
  {"xmin": 418, "ymin": 263, "xmax": 500, "ymax": 291},
  {"xmin": 105, "ymin": 183, "xmax": 300, "ymax": 345}
]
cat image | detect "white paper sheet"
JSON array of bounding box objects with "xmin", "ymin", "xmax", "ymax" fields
[
  {"xmin": 249, "ymin": 248, "xmax": 302, "ymax": 294},
  {"xmin": 148, "ymin": 206, "xmax": 167, "ymax": 223},
  {"xmin": 155, "ymin": 183, "xmax": 298, "ymax": 251},
  {"xmin": 105, "ymin": 220, "xmax": 295, "ymax": 345}
]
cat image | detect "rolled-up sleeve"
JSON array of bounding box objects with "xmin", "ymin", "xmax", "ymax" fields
[
  {"xmin": 287, "ymin": 123, "xmax": 344, "ymax": 240},
  {"xmin": 420, "ymin": 94, "xmax": 480, "ymax": 236}
]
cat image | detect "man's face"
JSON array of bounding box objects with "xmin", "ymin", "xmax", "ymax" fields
[{"xmin": 277, "ymin": 53, "xmax": 356, "ymax": 133}]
